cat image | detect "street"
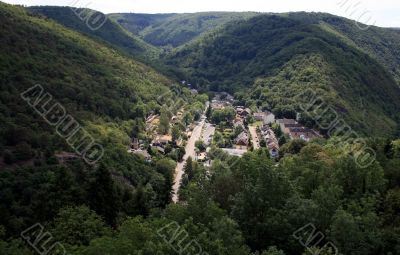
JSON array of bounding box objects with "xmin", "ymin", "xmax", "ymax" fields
[
  {"xmin": 172, "ymin": 111, "xmax": 207, "ymax": 203},
  {"xmin": 202, "ymin": 123, "xmax": 215, "ymax": 145},
  {"xmin": 249, "ymin": 125, "xmax": 260, "ymax": 150}
]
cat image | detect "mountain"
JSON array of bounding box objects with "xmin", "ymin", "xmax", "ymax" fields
[
  {"xmin": 27, "ymin": 6, "xmax": 160, "ymax": 62},
  {"xmin": 108, "ymin": 13, "xmax": 176, "ymax": 35},
  {"xmin": 0, "ymin": 1, "xmax": 179, "ymax": 235},
  {"xmin": 109, "ymin": 12, "xmax": 258, "ymax": 48},
  {"xmin": 165, "ymin": 13, "xmax": 400, "ymax": 136},
  {"xmin": 312, "ymin": 14, "xmax": 400, "ymax": 86},
  {"xmin": 2, "ymin": 3, "xmax": 400, "ymax": 255}
]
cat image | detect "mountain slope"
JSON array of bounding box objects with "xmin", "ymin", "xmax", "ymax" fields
[
  {"xmin": 28, "ymin": 6, "xmax": 160, "ymax": 62},
  {"xmin": 110, "ymin": 12, "xmax": 259, "ymax": 48},
  {"xmin": 315, "ymin": 14, "xmax": 400, "ymax": 86},
  {"xmin": 165, "ymin": 13, "xmax": 400, "ymax": 136},
  {"xmin": 0, "ymin": 1, "xmax": 185, "ymax": 236},
  {"xmin": 108, "ymin": 13, "xmax": 176, "ymax": 35}
]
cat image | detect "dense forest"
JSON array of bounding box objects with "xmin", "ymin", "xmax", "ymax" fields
[
  {"xmin": 1, "ymin": 1, "xmax": 400, "ymax": 255},
  {"xmin": 164, "ymin": 13, "xmax": 400, "ymax": 136},
  {"xmin": 109, "ymin": 12, "xmax": 258, "ymax": 48},
  {"xmin": 0, "ymin": 1, "xmax": 194, "ymax": 247},
  {"xmin": 27, "ymin": 6, "xmax": 161, "ymax": 63}
]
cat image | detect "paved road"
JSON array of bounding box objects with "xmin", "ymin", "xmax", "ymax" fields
[
  {"xmin": 202, "ymin": 123, "xmax": 215, "ymax": 145},
  {"xmin": 172, "ymin": 116, "xmax": 206, "ymax": 203},
  {"xmin": 249, "ymin": 126, "xmax": 260, "ymax": 150}
]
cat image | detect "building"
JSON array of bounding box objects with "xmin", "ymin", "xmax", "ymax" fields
[
  {"xmin": 276, "ymin": 118, "xmax": 297, "ymax": 133},
  {"xmin": 253, "ymin": 112, "xmax": 266, "ymax": 121},
  {"xmin": 239, "ymin": 108, "xmax": 252, "ymax": 117},
  {"xmin": 260, "ymin": 124, "xmax": 280, "ymax": 158},
  {"xmin": 264, "ymin": 112, "xmax": 275, "ymax": 124},
  {"xmin": 275, "ymin": 119, "xmax": 321, "ymax": 141},
  {"xmin": 234, "ymin": 131, "xmax": 249, "ymax": 148},
  {"xmin": 288, "ymin": 128, "xmax": 320, "ymax": 141},
  {"xmin": 211, "ymin": 100, "xmax": 231, "ymax": 109},
  {"xmin": 253, "ymin": 111, "xmax": 275, "ymax": 124},
  {"xmin": 233, "ymin": 118, "xmax": 245, "ymax": 129},
  {"xmin": 267, "ymin": 142, "xmax": 280, "ymax": 158}
]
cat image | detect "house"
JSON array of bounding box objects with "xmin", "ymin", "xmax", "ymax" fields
[
  {"xmin": 239, "ymin": 108, "xmax": 252, "ymax": 117},
  {"xmin": 233, "ymin": 118, "xmax": 245, "ymax": 129},
  {"xmin": 211, "ymin": 100, "xmax": 228, "ymax": 109},
  {"xmin": 288, "ymin": 128, "xmax": 320, "ymax": 141},
  {"xmin": 234, "ymin": 131, "xmax": 249, "ymax": 148},
  {"xmin": 264, "ymin": 112, "xmax": 275, "ymax": 124},
  {"xmin": 253, "ymin": 112, "xmax": 266, "ymax": 121},
  {"xmin": 259, "ymin": 124, "xmax": 280, "ymax": 158},
  {"xmin": 260, "ymin": 124, "xmax": 270, "ymax": 133},
  {"xmin": 276, "ymin": 118, "xmax": 298, "ymax": 133},
  {"xmin": 267, "ymin": 142, "xmax": 280, "ymax": 158},
  {"xmin": 253, "ymin": 111, "xmax": 275, "ymax": 124}
]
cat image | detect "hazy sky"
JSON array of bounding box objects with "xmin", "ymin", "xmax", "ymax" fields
[{"xmin": 3, "ymin": 0, "xmax": 400, "ymax": 27}]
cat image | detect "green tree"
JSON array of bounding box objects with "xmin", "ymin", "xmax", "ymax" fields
[
  {"xmin": 231, "ymin": 152, "xmax": 294, "ymax": 251},
  {"xmin": 50, "ymin": 206, "xmax": 111, "ymax": 246},
  {"xmin": 89, "ymin": 164, "xmax": 119, "ymax": 226},
  {"xmin": 184, "ymin": 157, "xmax": 194, "ymax": 181},
  {"xmin": 171, "ymin": 125, "xmax": 181, "ymax": 142},
  {"xmin": 183, "ymin": 112, "xmax": 193, "ymax": 125},
  {"xmin": 195, "ymin": 140, "xmax": 206, "ymax": 152},
  {"xmin": 159, "ymin": 109, "xmax": 171, "ymax": 135}
]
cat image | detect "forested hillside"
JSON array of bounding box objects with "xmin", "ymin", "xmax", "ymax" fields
[
  {"xmin": 312, "ymin": 13, "xmax": 400, "ymax": 86},
  {"xmin": 1, "ymin": 2, "xmax": 400, "ymax": 255},
  {"xmin": 165, "ymin": 13, "xmax": 400, "ymax": 136},
  {"xmin": 110, "ymin": 12, "xmax": 258, "ymax": 48},
  {"xmin": 0, "ymin": 1, "xmax": 178, "ymax": 239},
  {"xmin": 28, "ymin": 6, "xmax": 160, "ymax": 62}
]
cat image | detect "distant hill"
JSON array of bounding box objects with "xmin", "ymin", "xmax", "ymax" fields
[
  {"xmin": 309, "ymin": 13, "xmax": 400, "ymax": 86},
  {"xmin": 28, "ymin": 6, "xmax": 160, "ymax": 62},
  {"xmin": 108, "ymin": 13, "xmax": 176, "ymax": 35},
  {"xmin": 109, "ymin": 12, "xmax": 259, "ymax": 48},
  {"xmin": 164, "ymin": 13, "xmax": 400, "ymax": 136}
]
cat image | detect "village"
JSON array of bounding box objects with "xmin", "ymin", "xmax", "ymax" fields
[
  {"xmin": 126, "ymin": 90, "xmax": 321, "ymax": 169},
  {"xmin": 193, "ymin": 92, "xmax": 322, "ymax": 165}
]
